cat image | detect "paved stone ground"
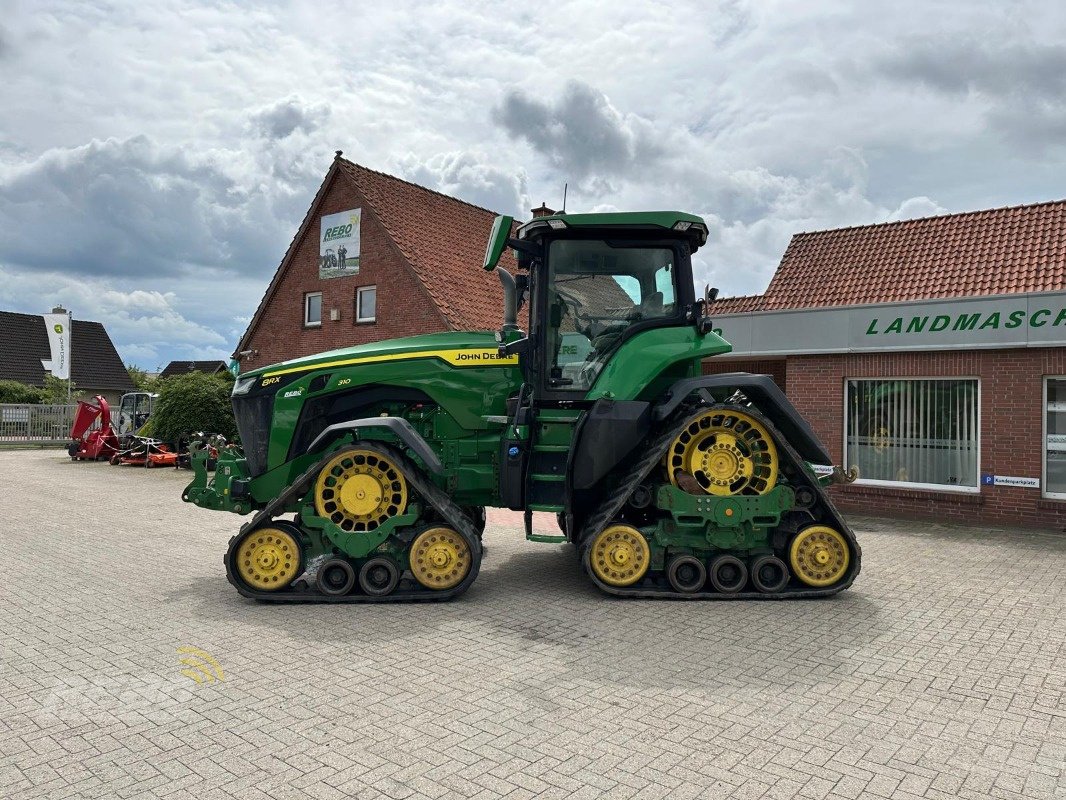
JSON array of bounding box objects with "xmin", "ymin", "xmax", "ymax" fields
[{"xmin": 1, "ymin": 450, "xmax": 1064, "ymax": 800}]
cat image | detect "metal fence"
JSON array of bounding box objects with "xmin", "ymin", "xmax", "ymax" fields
[{"xmin": 0, "ymin": 403, "xmax": 82, "ymax": 444}]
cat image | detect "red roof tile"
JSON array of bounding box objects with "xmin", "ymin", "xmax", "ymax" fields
[
  {"xmin": 708, "ymin": 294, "xmax": 764, "ymax": 314},
  {"xmin": 757, "ymin": 199, "xmax": 1066, "ymax": 311}
]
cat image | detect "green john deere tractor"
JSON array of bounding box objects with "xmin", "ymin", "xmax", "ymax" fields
[{"xmin": 184, "ymin": 210, "xmax": 861, "ymax": 602}]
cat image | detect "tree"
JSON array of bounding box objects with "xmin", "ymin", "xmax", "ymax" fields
[
  {"xmin": 149, "ymin": 371, "xmax": 237, "ymax": 444},
  {"xmin": 0, "ymin": 380, "xmax": 45, "ymax": 404},
  {"xmin": 40, "ymin": 375, "xmax": 80, "ymax": 404},
  {"xmin": 126, "ymin": 363, "xmax": 160, "ymax": 393}
]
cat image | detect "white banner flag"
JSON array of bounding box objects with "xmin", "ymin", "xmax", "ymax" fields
[{"xmin": 41, "ymin": 312, "xmax": 71, "ymax": 380}]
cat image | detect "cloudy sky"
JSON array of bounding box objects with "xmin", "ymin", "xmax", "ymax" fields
[{"xmin": 2, "ymin": 1, "xmax": 1066, "ymax": 369}]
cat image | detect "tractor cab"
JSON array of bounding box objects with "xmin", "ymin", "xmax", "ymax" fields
[
  {"xmin": 484, "ymin": 211, "xmax": 714, "ymax": 525},
  {"xmin": 483, "ymin": 211, "xmax": 708, "ymax": 403},
  {"xmin": 116, "ymin": 391, "xmax": 155, "ymax": 436}
]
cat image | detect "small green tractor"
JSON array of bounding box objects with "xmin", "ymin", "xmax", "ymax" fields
[{"xmin": 184, "ymin": 211, "xmax": 860, "ymax": 601}]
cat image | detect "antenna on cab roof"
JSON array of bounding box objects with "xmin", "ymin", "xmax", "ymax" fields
[{"xmin": 562, "ymin": 183, "xmax": 568, "ymax": 214}]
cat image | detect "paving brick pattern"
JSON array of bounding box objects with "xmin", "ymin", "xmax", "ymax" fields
[{"xmin": 1, "ymin": 451, "xmax": 1064, "ymax": 799}]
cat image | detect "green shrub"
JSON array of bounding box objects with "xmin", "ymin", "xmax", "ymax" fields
[
  {"xmin": 0, "ymin": 380, "xmax": 46, "ymax": 404},
  {"xmin": 150, "ymin": 371, "xmax": 237, "ymax": 444},
  {"xmin": 41, "ymin": 375, "xmax": 79, "ymax": 404}
]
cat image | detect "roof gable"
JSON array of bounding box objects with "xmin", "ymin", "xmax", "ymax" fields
[
  {"xmin": 0, "ymin": 311, "xmax": 135, "ymax": 391},
  {"xmin": 238, "ymin": 157, "xmax": 517, "ymax": 355},
  {"xmin": 335, "ymin": 159, "xmax": 515, "ymax": 330}
]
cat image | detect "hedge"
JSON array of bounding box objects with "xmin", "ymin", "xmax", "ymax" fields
[
  {"xmin": 0, "ymin": 380, "xmax": 46, "ymax": 404},
  {"xmin": 150, "ymin": 372, "xmax": 238, "ymax": 444}
]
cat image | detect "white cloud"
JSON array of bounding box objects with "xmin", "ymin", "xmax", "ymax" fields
[
  {"xmin": 0, "ymin": 266, "xmax": 230, "ymax": 369},
  {"xmin": 1, "ymin": 0, "xmax": 1064, "ymax": 359}
]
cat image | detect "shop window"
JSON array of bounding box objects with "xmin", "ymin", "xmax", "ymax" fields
[
  {"xmin": 845, "ymin": 378, "xmax": 979, "ymax": 491},
  {"xmin": 1045, "ymin": 377, "xmax": 1066, "ymax": 499},
  {"xmin": 356, "ymin": 286, "xmax": 377, "ymax": 323},
  {"xmin": 304, "ymin": 292, "xmax": 322, "ymax": 327}
]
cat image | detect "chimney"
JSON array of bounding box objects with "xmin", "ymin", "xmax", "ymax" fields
[
  {"xmin": 51, "ymin": 305, "xmax": 67, "ymax": 314},
  {"xmin": 531, "ymin": 203, "xmax": 555, "ymax": 219}
]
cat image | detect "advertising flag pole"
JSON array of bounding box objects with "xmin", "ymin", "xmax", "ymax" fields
[{"xmin": 67, "ymin": 309, "xmax": 73, "ymax": 403}]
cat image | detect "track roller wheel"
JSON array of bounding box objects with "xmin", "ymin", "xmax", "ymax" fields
[
  {"xmin": 588, "ymin": 524, "xmax": 650, "ymax": 587},
  {"xmin": 708, "ymin": 554, "xmax": 748, "ymax": 594},
  {"xmin": 666, "ymin": 408, "xmax": 778, "ymax": 495},
  {"xmin": 410, "ymin": 527, "xmax": 471, "ymax": 590},
  {"xmin": 234, "ymin": 525, "xmax": 302, "ymax": 592},
  {"xmin": 314, "ymin": 449, "xmax": 408, "ymax": 534},
  {"xmin": 358, "ymin": 556, "xmax": 401, "ymax": 596},
  {"xmin": 750, "ymin": 555, "xmax": 790, "ymax": 593},
  {"xmin": 317, "ymin": 558, "xmax": 356, "ymax": 596},
  {"xmin": 789, "ymin": 526, "xmax": 850, "ymax": 587},
  {"xmin": 666, "ymin": 554, "xmax": 706, "ymax": 593}
]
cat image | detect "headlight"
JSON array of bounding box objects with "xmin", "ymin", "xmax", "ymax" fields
[{"xmin": 232, "ymin": 374, "xmax": 258, "ymax": 396}]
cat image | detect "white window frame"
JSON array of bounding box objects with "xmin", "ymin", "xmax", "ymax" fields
[
  {"xmin": 304, "ymin": 291, "xmax": 322, "ymax": 327},
  {"xmin": 842, "ymin": 376, "xmax": 982, "ymax": 494},
  {"xmin": 356, "ymin": 285, "xmax": 377, "ymax": 323},
  {"xmin": 1044, "ymin": 376, "xmax": 1066, "ymax": 500}
]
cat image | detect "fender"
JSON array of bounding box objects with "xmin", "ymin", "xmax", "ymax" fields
[
  {"xmin": 652, "ymin": 374, "xmax": 833, "ymax": 465},
  {"xmin": 304, "ymin": 417, "xmax": 444, "ymax": 474}
]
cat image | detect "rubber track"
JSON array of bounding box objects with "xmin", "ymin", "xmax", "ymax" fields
[
  {"xmin": 224, "ymin": 442, "xmax": 483, "ymax": 603},
  {"xmin": 579, "ymin": 403, "xmax": 862, "ymax": 600}
]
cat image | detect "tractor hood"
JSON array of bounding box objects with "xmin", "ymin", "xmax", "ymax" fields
[
  {"xmin": 231, "ymin": 331, "xmax": 521, "ymax": 479},
  {"xmin": 236, "ymin": 331, "xmax": 516, "ymax": 386}
]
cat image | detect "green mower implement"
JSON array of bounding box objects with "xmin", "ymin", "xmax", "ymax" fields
[{"xmin": 184, "ymin": 210, "xmax": 860, "ymax": 601}]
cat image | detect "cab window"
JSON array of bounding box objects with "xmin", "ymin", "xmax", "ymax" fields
[{"xmin": 546, "ymin": 239, "xmax": 677, "ymax": 390}]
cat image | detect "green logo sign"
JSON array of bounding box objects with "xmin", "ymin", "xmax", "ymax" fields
[
  {"xmin": 54, "ymin": 324, "xmax": 63, "ymax": 334},
  {"xmin": 865, "ymin": 307, "xmax": 1066, "ymax": 336}
]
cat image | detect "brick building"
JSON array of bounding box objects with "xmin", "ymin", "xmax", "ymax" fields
[
  {"xmin": 235, "ymin": 153, "xmax": 515, "ymax": 371},
  {"xmin": 707, "ymin": 200, "xmax": 1066, "ymax": 530}
]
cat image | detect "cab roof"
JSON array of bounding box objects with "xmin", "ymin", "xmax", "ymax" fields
[{"xmin": 517, "ymin": 211, "xmax": 709, "ymax": 251}]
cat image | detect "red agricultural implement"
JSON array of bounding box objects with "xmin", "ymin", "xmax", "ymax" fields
[
  {"xmin": 109, "ymin": 436, "xmax": 179, "ymax": 468},
  {"xmin": 67, "ymin": 395, "xmax": 120, "ymax": 461}
]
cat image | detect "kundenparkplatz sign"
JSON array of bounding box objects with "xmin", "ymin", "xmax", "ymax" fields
[{"xmin": 712, "ymin": 290, "xmax": 1066, "ymax": 356}]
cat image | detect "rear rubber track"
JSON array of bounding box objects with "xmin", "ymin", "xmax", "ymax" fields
[
  {"xmin": 579, "ymin": 402, "xmax": 862, "ymax": 600},
  {"xmin": 224, "ymin": 442, "xmax": 483, "ymax": 603}
]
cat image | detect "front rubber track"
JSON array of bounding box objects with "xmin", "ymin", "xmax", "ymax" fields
[
  {"xmin": 580, "ymin": 402, "xmax": 862, "ymax": 600},
  {"xmin": 224, "ymin": 442, "xmax": 483, "ymax": 603}
]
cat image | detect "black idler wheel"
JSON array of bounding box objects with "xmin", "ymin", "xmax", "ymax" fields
[
  {"xmin": 795, "ymin": 485, "xmax": 817, "ymax": 509},
  {"xmin": 628, "ymin": 484, "xmax": 653, "ymax": 509},
  {"xmin": 708, "ymin": 554, "xmax": 748, "ymax": 593},
  {"xmin": 666, "ymin": 555, "xmax": 706, "ymax": 593},
  {"xmin": 358, "ymin": 556, "xmax": 400, "ymax": 597},
  {"xmin": 750, "ymin": 555, "xmax": 790, "ymax": 593},
  {"xmin": 317, "ymin": 558, "xmax": 356, "ymax": 596}
]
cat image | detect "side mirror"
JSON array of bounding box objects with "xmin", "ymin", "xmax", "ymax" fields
[
  {"xmin": 498, "ymin": 337, "xmax": 531, "ymax": 358},
  {"xmin": 483, "ymin": 214, "xmax": 514, "ymax": 271}
]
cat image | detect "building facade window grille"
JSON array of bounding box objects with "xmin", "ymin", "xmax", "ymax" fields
[{"xmin": 845, "ymin": 378, "xmax": 980, "ymax": 492}]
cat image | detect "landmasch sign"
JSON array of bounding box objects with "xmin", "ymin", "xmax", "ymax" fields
[{"xmin": 712, "ymin": 290, "xmax": 1066, "ymax": 356}]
